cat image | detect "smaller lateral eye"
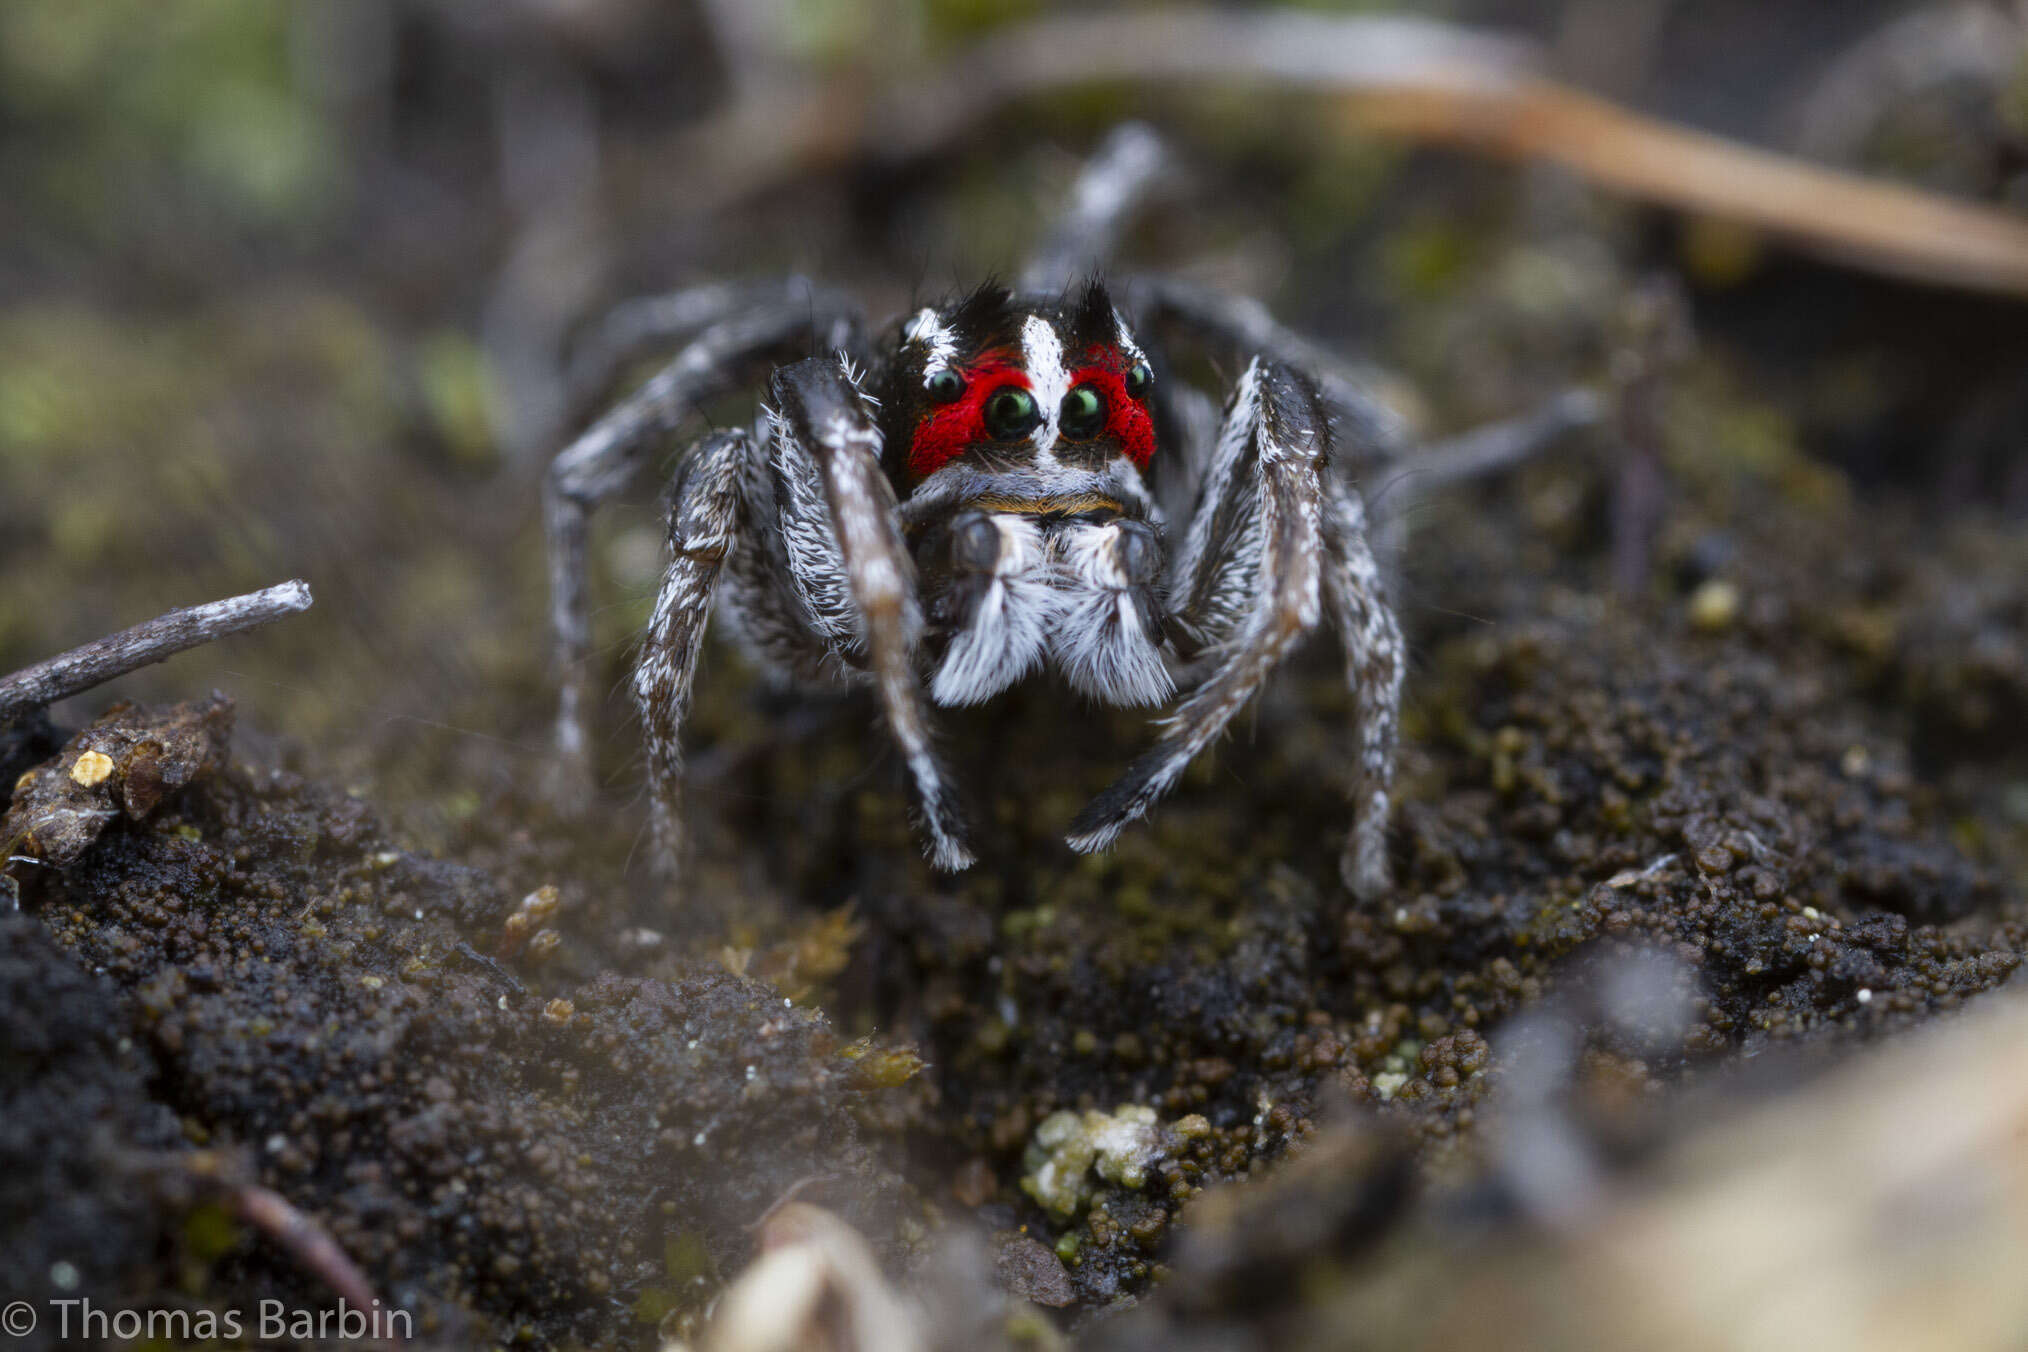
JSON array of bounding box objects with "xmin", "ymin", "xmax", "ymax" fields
[
  {"xmin": 1125, "ymin": 361, "xmax": 1153, "ymax": 400},
  {"xmin": 1059, "ymin": 384, "xmax": 1106, "ymax": 439},
  {"xmin": 926, "ymin": 369, "xmax": 965, "ymax": 403},
  {"xmin": 983, "ymin": 386, "xmax": 1041, "ymax": 440}
]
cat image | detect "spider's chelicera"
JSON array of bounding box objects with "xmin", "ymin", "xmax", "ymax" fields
[{"xmin": 541, "ymin": 137, "xmax": 1405, "ymax": 899}]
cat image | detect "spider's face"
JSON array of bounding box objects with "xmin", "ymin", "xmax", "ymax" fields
[
  {"xmin": 869, "ymin": 282, "xmax": 1174, "ymax": 711},
  {"xmin": 880, "ymin": 281, "xmax": 1156, "ymax": 500}
]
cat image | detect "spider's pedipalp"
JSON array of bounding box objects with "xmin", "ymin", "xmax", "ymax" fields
[
  {"xmin": 928, "ymin": 513, "xmax": 1054, "ymax": 708},
  {"xmin": 770, "ymin": 357, "xmax": 976, "ymax": 871},
  {"xmin": 1047, "ymin": 518, "xmax": 1173, "ymax": 707}
]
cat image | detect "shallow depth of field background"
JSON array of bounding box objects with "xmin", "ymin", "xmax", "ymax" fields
[{"xmin": 6, "ymin": 0, "xmax": 2024, "ymax": 833}]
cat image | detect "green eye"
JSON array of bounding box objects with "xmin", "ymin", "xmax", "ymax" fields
[
  {"xmin": 1125, "ymin": 361, "xmax": 1153, "ymax": 400},
  {"xmin": 983, "ymin": 386, "xmax": 1041, "ymax": 440},
  {"xmin": 1059, "ymin": 384, "xmax": 1107, "ymax": 439},
  {"xmin": 926, "ymin": 369, "xmax": 964, "ymax": 403}
]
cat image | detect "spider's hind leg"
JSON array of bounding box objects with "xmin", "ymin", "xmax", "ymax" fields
[
  {"xmin": 1019, "ymin": 122, "xmax": 1172, "ymax": 294},
  {"xmin": 565, "ymin": 277, "xmax": 841, "ymax": 413},
  {"xmin": 1125, "ymin": 274, "xmax": 1409, "ymax": 466}
]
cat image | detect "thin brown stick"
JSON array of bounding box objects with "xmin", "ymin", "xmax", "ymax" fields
[
  {"xmin": 654, "ymin": 8, "xmax": 2028, "ymax": 300},
  {"xmin": 0, "ymin": 581, "xmax": 313, "ymax": 722},
  {"xmin": 233, "ymin": 1184, "xmax": 402, "ymax": 1345},
  {"xmin": 1344, "ymin": 79, "xmax": 2028, "ymax": 298}
]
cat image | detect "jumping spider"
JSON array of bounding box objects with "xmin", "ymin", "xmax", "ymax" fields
[{"xmin": 543, "ymin": 133, "xmax": 1406, "ymax": 899}]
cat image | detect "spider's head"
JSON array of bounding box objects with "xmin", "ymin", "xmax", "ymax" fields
[
  {"xmin": 878, "ymin": 280, "xmax": 1155, "ymax": 500},
  {"xmin": 874, "ymin": 280, "xmax": 1174, "ymax": 711}
]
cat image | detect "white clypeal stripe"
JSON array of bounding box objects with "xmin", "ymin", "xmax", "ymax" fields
[{"xmin": 1020, "ymin": 314, "xmax": 1071, "ymax": 464}]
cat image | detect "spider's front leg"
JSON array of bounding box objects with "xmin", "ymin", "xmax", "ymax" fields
[
  {"xmin": 768, "ymin": 359, "xmax": 976, "ymax": 872},
  {"xmin": 1067, "ymin": 358, "xmax": 1404, "ymax": 901}
]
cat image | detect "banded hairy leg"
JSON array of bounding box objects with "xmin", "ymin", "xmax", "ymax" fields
[
  {"xmin": 544, "ymin": 289, "xmax": 863, "ymax": 808},
  {"xmin": 1068, "ymin": 358, "xmax": 1403, "ymax": 900},
  {"xmin": 769, "ymin": 358, "xmax": 976, "ymax": 872}
]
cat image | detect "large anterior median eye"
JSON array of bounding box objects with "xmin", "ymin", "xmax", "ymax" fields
[
  {"xmin": 1059, "ymin": 383, "xmax": 1107, "ymax": 439},
  {"xmin": 926, "ymin": 369, "xmax": 964, "ymax": 403},
  {"xmin": 983, "ymin": 386, "xmax": 1041, "ymax": 440}
]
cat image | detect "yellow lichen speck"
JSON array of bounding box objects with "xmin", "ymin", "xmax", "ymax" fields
[{"xmin": 70, "ymin": 750, "xmax": 115, "ymax": 787}]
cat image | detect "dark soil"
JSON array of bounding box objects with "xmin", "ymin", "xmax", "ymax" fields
[{"xmin": 6, "ymin": 413, "xmax": 2024, "ymax": 1345}]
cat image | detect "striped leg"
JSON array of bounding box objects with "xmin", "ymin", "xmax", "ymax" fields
[
  {"xmin": 1321, "ymin": 479, "xmax": 1404, "ymax": 900},
  {"xmin": 1066, "ymin": 359, "xmax": 1331, "ymax": 857},
  {"xmin": 633, "ymin": 429, "xmax": 750, "ymax": 875},
  {"xmin": 544, "ymin": 292, "xmax": 860, "ymax": 811},
  {"xmin": 768, "ymin": 359, "xmax": 975, "ymax": 871}
]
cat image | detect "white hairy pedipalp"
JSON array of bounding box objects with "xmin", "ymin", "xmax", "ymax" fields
[
  {"xmin": 929, "ymin": 516, "xmax": 1055, "ymax": 707},
  {"xmin": 928, "ymin": 513, "xmax": 1174, "ymax": 709},
  {"xmin": 1046, "ymin": 520, "xmax": 1174, "ymax": 707}
]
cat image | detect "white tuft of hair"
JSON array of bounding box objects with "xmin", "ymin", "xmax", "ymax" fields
[
  {"xmin": 1048, "ymin": 522, "xmax": 1174, "ymax": 707},
  {"xmin": 930, "ymin": 517, "xmax": 1055, "ymax": 707}
]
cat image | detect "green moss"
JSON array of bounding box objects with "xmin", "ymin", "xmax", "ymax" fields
[
  {"xmin": 416, "ymin": 332, "xmax": 498, "ymax": 467},
  {"xmin": 181, "ymin": 1202, "xmax": 239, "ymax": 1263},
  {"xmin": 921, "ymin": 0, "xmax": 1048, "ymax": 45},
  {"xmin": 1382, "ymin": 220, "xmax": 1479, "ymax": 302},
  {"xmin": 0, "ymin": 0, "xmax": 341, "ymax": 232},
  {"xmin": 1021, "ymin": 1105, "xmax": 1163, "ymax": 1218}
]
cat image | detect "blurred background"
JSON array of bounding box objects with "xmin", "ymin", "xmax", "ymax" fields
[{"xmin": 4, "ymin": 0, "xmax": 2027, "ymax": 825}]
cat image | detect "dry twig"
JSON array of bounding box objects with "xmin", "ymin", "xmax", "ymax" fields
[
  {"xmin": 233, "ymin": 1184, "xmax": 401, "ymax": 1346},
  {"xmin": 0, "ymin": 581, "xmax": 313, "ymax": 723},
  {"xmin": 660, "ymin": 8, "xmax": 2028, "ymax": 299}
]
